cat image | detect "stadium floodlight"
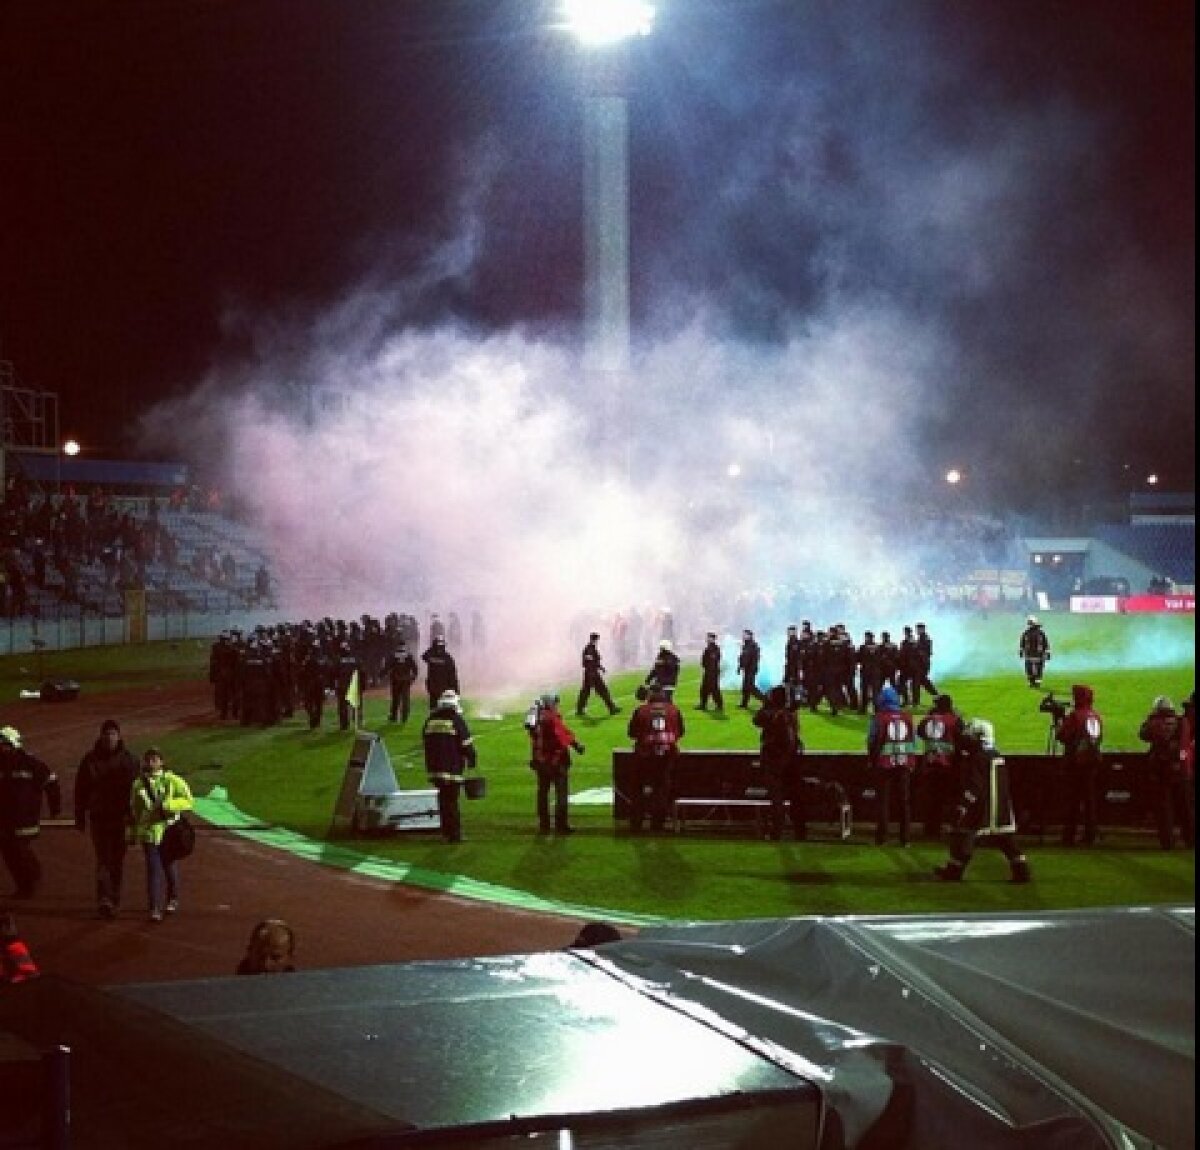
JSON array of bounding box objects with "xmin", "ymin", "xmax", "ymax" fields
[
  {"xmin": 563, "ymin": 0, "xmax": 654, "ymax": 46},
  {"xmin": 63, "ymin": 439, "xmax": 81, "ymax": 457}
]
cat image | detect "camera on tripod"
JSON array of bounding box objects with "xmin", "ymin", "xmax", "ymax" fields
[{"xmin": 1039, "ymin": 692, "xmax": 1067, "ymax": 723}]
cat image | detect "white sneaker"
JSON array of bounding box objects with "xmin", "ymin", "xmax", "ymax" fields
[
  {"xmin": 166, "ymin": 899, "xmax": 179, "ymax": 914},
  {"xmin": 149, "ymin": 910, "xmax": 164, "ymax": 923}
]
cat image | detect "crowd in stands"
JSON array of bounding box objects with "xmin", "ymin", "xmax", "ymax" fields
[{"xmin": 1, "ymin": 473, "xmax": 273, "ymax": 619}]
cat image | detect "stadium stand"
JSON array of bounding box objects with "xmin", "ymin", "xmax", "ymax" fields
[{"xmin": 1092, "ymin": 523, "xmax": 1196, "ymax": 587}]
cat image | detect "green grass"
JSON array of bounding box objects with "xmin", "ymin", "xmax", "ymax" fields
[{"xmin": 6, "ymin": 613, "xmax": 1194, "ymax": 923}]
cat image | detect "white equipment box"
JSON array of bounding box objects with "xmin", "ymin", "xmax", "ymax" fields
[{"xmin": 329, "ymin": 732, "xmax": 440, "ymax": 835}]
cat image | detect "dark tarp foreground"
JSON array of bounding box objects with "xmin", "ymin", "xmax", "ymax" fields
[
  {"xmin": 614, "ymin": 905, "xmax": 1194, "ymax": 1149},
  {"xmin": 114, "ymin": 905, "xmax": 1192, "ymax": 1149}
]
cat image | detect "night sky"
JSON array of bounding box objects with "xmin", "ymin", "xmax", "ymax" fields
[{"xmin": 0, "ymin": 0, "xmax": 1194, "ymax": 508}]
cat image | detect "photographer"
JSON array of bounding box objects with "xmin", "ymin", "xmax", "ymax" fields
[
  {"xmin": 1138, "ymin": 696, "xmax": 1193, "ymax": 850},
  {"xmin": 527, "ymin": 694, "xmax": 584, "ymax": 835},
  {"xmin": 1055, "ymin": 684, "xmax": 1104, "ymax": 847}
]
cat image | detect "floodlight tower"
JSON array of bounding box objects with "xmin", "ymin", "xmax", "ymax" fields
[{"xmin": 564, "ymin": 0, "xmax": 654, "ymax": 482}]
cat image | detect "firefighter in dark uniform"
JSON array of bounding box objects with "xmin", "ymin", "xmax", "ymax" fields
[
  {"xmin": 421, "ymin": 636, "xmax": 460, "ymax": 711},
  {"xmin": 698, "ymin": 632, "xmax": 724, "ymax": 712},
  {"xmin": 916, "ymin": 693, "xmax": 963, "ymax": 840},
  {"xmin": 1018, "ymin": 616, "xmax": 1051, "ymax": 687},
  {"xmin": 867, "ymin": 685, "xmax": 918, "ymax": 846},
  {"xmin": 576, "ymin": 632, "xmax": 619, "ymax": 717},
  {"xmin": 0, "ymin": 726, "xmax": 61, "ymax": 899},
  {"xmin": 386, "ymin": 642, "xmax": 419, "ymax": 724},
  {"xmin": 934, "ymin": 718, "xmax": 1032, "ymax": 883},
  {"xmin": 737, "ymin": 629, "xmax": 765, "ymax": 709},
  {"xmin": 422, "ymin": 690, "xmax": 477, "ymax": 843},
  {"xmin": 754, "ymin": 685, "xmax": 807, "ymax": 840},
  {"xmin": 626, "ymin": 685, "xmax": 684, "ymax": 832}
]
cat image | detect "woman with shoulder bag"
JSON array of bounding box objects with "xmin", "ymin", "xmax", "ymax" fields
[{"xmin": 128, "ymin": 747, "xmax": 194, "ymax": 923}]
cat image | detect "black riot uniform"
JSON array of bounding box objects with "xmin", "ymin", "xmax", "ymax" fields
[
  {"xmin": 576, "ymin": 633, "xmax": 619, "ymax": 717},
  {"xmin": 387, "ymin": 645, "xmax": 419, "ymax": 724},
  {"xmin": 421, "ymin": 638, "xmax": 460, "ymax": 710},
  {"xmin": 698, "ymin": 633, "xmax": 724, "ymax": 712},
  {"xmin": 737, "ymin": 630, "xmax": 765, "ymax": 708}
]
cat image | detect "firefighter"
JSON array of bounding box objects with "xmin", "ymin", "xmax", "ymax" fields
[
  {"xmin": 934, "ymin": 718, "xmax": 1032, "ymax": 883},
  {"xmin": 1138, "ymin": 695, "xmax": 1193, "ymax": 850},
  {"xmin": 0, "ymin": 726, "xmax": 62, "ymax": 899},
  {"xmin": 422, "ymin": 690, "xmax": 477, "ymax": 844},
  {"xmin": 1019, "ymin": 616, "xmax": 1051, "ymax": 688}
]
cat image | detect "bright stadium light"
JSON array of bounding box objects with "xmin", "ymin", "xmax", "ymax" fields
[
  {"xmin": 563, "ymin": 0, "xmax": 655, "ymax": 46},
  {"xmin": 945, "ymin": 468, "xmax": 963, "ymax": 485},
  {"xmin": 63, "ymin": 439, "xmax": 81, "ymax": 457}
]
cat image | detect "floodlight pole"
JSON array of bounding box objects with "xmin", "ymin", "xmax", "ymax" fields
[{"xmin": 577, "ymin": 39, "xmax": 638, "ymax": 483}]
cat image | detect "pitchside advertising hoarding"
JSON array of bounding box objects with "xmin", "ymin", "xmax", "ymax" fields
[{"xmin": 1070, "ymin": 594, "xmax": 1196, "ymax": 614}]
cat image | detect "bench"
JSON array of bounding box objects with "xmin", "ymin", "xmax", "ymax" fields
[
  {"xmin": 673, "ymin": 789, "xmax": 854, "ymax": 839},
  {"xmin": 672, "ymin": 798, "xmax": 770, "ymax": 833}
]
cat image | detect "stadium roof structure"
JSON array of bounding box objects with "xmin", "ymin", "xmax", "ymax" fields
[
  {"xmin": 8, "ymin": 450, "xmax": 188, "ymax": 489},
  {"xmin": 2, "ymin": 905, "xmax": 1190, "ymax": 1148}
]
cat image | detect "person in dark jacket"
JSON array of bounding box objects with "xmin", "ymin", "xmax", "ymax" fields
[
  {"xmin": 697, "ymin": 632, "xmax": 725, "ymax": 712},
  {"xmin": 1138, "ymin": 695, "xmax": 1193, "ymax": 850},
  {"xmin": 386, "ymin": 642, "xmax": 419, "ymax": 724},
  {"xmin": 1055, "ymin": 683, "xmax": 1104, "ymax": 846},
  {"xmin": 753, "ymin": 685, "xmax": 807, "ymax": 840},
  {"xmin": 421, "ymin": 637, "xmax": 460, "ymax": 712},
  {"xmin": 736, "ymin": 629, "xmax": 765, "ymax": 709},
  {"xmin": 422, "ymin": 690, "xmax": 477, "ymax": 843},
  {"xmin": 0, "ymin": 726, "xmax": 62, "ymax": 899},
  {"xmin": 576, "ymin": 632, "xmax": 620, "ymax": 717},
  {"xmin": 645, "ymin": 639, "xmax": 681, "ymax": 701},
  {"xmin": 74, "ymin": 718, "xmax": 140, "ymax": 918},
  {"xmin": 934, "ymin": 718, "xmax": 1031, "ymax": 883},
  {"xmin": 866, "ymin": 685, "xmax": 918, "ymax": 846}
]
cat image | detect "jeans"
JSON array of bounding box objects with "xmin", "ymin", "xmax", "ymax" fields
[{"xmin": 142, "ymin": 842, "xmax": 180, "ymax": 912}]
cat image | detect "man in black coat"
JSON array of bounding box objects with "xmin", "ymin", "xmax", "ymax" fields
[
  {"xmin": 74, "ymin": 718, "xmax": 140, "ymax": 918},
  {"xmin": 576, "ymin": 632, "xmax": 619, "ymax": 717},
  {"xmin": 737, "ymin": 629, "xmax": 765, "ymax": 709},
  {"xmin": 697, "ymin": 632, "xmax": 724, "ymax": 712}
]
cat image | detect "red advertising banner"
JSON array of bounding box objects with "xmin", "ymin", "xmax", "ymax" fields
[{"xmin": 1121, "ymin": 595, "xmax": 1196, "ymax": 614}]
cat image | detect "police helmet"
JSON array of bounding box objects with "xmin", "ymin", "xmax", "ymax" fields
[{"xmin": 964, "ymin": 718, "xmax": 995, "ymax": 749}]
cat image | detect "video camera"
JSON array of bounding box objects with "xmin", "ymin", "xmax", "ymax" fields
[{"xmin": 1039, "ymin": 692, "xmax": 1068, "ymax": 723}]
